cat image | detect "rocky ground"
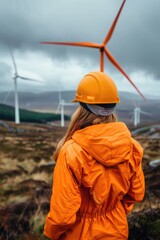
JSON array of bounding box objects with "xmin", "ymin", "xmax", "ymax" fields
[{"xmin": 0, "ymin": 121, "xmax": 160, "ymax": 240}]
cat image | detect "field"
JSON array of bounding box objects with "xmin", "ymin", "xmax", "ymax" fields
[{"xmin": 0, "ymin": 121, "xmax": 160, "ymax": 240}]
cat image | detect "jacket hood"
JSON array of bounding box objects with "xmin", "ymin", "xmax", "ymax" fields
[{"xmin": 72, "ymin": 122, "xmax": 132, "ymax": 167}]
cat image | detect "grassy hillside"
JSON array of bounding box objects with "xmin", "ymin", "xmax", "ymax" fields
[
  {"xmin": 0, "ymin": 104, "xmax": 70, "ymax": 123},
  {"xmin": 0, "ymin": 123, "xmax": 160, "ymax": 239}
]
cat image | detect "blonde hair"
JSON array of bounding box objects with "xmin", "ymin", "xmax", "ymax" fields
[{"xmin": 53, "ymin": 106, "xmax": 117, "ymax": 161}]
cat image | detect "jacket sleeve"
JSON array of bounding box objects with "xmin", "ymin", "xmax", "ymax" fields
[
  {"xmin": 122, "ymin": 138, "xmax": 145, "ymax": 214},
  {"xmin": 44, "ymin": 149, "xmax": 81, "ymax": 240}
]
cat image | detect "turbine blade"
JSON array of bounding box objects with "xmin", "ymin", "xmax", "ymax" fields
[
  {"xmin": 140, "ymin": 111, "xmax": 151, "ymax": 115},
  {"xmin": 9, "ymin": 48, "xmax": 18, "ymax": 74},
  {"xmin": 132, "ymin": 99, "xmax": 137, "ymax": 108},
  {"xmin": 2, "ymin": 90, "xmax": 11, "ymax": 104},
  {"xmin": 58, "ymin": 90, "xmax": 62, "ymax": 104},
  {"xmin": 18, "ymin": 75, "xmax": 43, "ymax": 82},
  {"xmin": 104, "ymin": 48, "xmax": 145, "ymax": 100},
  {"xmin": 61, "ymin": 102, "xmax": 73, "ymax": 106},
  {"xmin": 40, "ymin": 41, "xmax": 101, "ymax": 49},
  {"xmin": 103, "ymin": 0, "xmax": 126, "ymax": 45},
  {"xmin": 56, "ymin": 105, "xmax": 60, "ymax": 114}
]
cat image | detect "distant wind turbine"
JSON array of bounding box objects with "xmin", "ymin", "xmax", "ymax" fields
[
  {"xmin": 131, "ymin": 100, "xmax": 150, "ymax": 127},
  {"xmin": 56, "ymin": 90, "xmax": 72, "ymax": 127},
  {"xmin": 9, "ymin": 49, "xmax": 43, "ymax": 124},
  {"xmin": 60, "ymin": 99, "xmax": 72, "ymax": 127},
  {"xmin": 40, "ymin": 0, "xmax": 145, "ymax": 100},
  {"xmin": 133, "ymin": 106, "xmax": 150, "ymax": 127}
]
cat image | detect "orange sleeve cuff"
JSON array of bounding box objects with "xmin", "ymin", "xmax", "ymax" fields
[{"xmin": 44, "ymin": 217, "xmax": 72, "ymax": 240}]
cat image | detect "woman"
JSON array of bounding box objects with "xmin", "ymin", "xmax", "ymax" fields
[{"xmin": 44, "ymin": 71, "xmax": 145, "ymax": 240}]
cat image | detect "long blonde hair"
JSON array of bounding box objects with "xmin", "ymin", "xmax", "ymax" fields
[{"xmin": 53, "ymin": 106, "xmax": 117, "ymax": 161}]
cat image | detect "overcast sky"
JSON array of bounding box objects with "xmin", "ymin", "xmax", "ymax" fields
[{"xmin": 0, "ymin": 0, "xmax": 160, "ymax": 99}]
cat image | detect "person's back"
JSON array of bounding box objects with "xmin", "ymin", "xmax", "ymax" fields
[{"xmin": 44, "ymin": 72, "xmax": 145, "ymax": 240}]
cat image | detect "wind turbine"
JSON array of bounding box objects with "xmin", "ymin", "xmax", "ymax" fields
[
  {"xmin": 133, "ymin": 106, "xmax": 151, "ymax": 127},
  {"xmin": 56, "ymin": 90, "xmax": 72, "ymax": 127},
  {"xmin": 132, "ymin": 99, "xmax": 150, "ymax": 127},
  {"xmin": 40, "ymin": 0, "xmax": 145, "ymax": 100},
  {"xmin": 9, "ymin": 49, "xmax": 43, "ymax": 124},
  {"xmin": 60, "ymin": 99, "xmax": 73, "ymax": 127}
]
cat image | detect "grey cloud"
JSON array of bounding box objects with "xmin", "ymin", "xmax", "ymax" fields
[{"xmin": 0, "ymin": 0, "xmax": 160, "ymax": 91}]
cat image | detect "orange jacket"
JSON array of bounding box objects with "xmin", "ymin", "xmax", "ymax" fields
[{"xmin": 44, "ymin": 122, "xmax": 145, "ymax": 240}]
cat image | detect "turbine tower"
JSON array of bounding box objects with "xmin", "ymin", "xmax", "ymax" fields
[
  {"xmin": 55, "ymin": 86, "xmax": 62, "ymax": 113},
  {"xmin": 60, "ymin": 99, "xmax": 65, "ymax": 127},
  {"xmin": 9, "ymin": 49, "xmax": 42, "ymax": 124},
  {"xmin": 134, "ymin": 107, "xmax": 140, "ymax": 127},
  {"xmin": 41, "ymin": 0, "xmax": 145, "ymax": 100},
  {"xmin": 60, "ymin": 100, "xmax": 73, "ymax": 127}
]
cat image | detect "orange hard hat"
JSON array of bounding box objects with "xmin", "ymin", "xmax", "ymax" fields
[{"xmin": 72, "ymin": 71, "xmax": 120, "ymax": 104}]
